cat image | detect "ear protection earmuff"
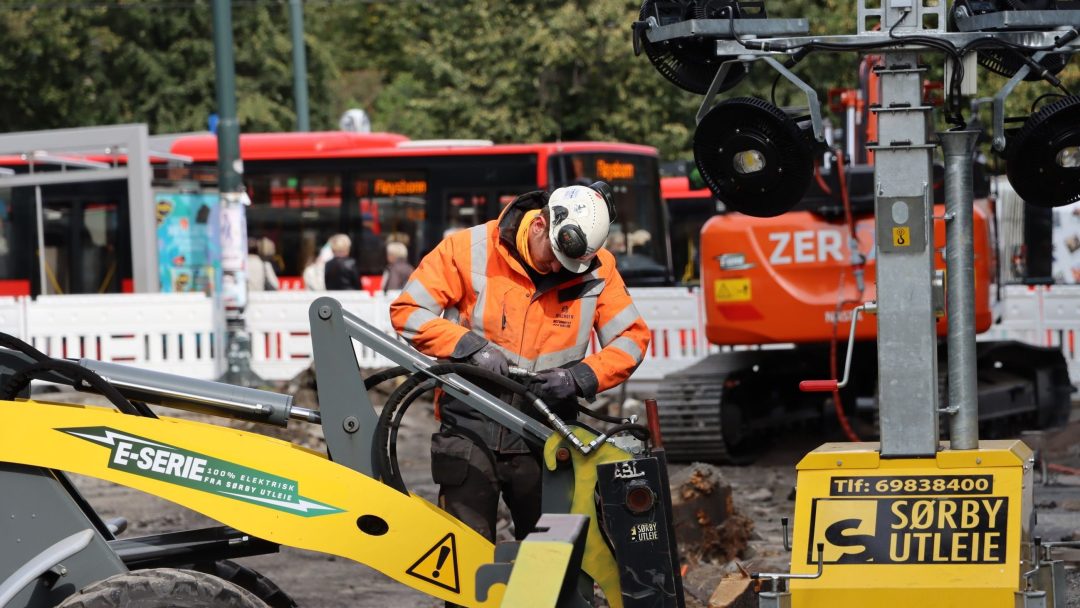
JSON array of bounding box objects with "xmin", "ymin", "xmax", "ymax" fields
[{"xmin": 555, "ymin": 224, "xmax": 588, "ymax": 258}]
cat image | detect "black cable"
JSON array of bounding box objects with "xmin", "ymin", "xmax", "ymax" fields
[
  {"xmin": 1031, "ymin": 92, "xmax": 1067, "ymax": 112},
  {"xmin": 385, "ymin": 379, "xmax": 500, "ymax": 492},
  {"xmin": 381, "ymin": 377, "xmax": 437, "ymax": 493},
  {"xmin": 363, "ymin": 366, "xmax": 409, "ymax": 391},
  {"xmin": 0, "ymin": 332, "xmax": 50, "ymax": 363},
  {"xmin": 577, "ymin": 403, "xmax": 628, "ymax": 424},
  {"xmin": 1, "ymin": 359, "xmax": 148, "ymax": 417},
  {"xmin": 374, "ymin": 362, "xmax": 657, "ymax": 493},
  {"xmin": 374, "ymin": 363, "xmax": 545, "ymax": 493},
  {"xmin": 770, "ymin": 48, "xmax": 813, "ymax": 108},
  {"xmin": 598, "ymin": 423, "xmax": 652, "ymax": 442},
  {"xmin": 0, "ymin": 331, "xmax": 153, "ymax": 417}
]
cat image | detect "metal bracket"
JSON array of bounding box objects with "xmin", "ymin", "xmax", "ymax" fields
[
  {"xmin": 695, "ymin": 56, "xmax": 824, "ymax": 144},
  {"xmin": 991, "ymin": 53, "xmax": 1042, "ymax": 152},
  {"xmin": 642, "ymin": 16, "xmax": 810, "ymax": 45},
  {"xmin": 310, "ymin": 297, "xmax": 554, "ymax": 468},
  {"xmin": 309, "ymin": 298, "xmax": 383, "ymax": 478},
  {"xmin": 0, "ymin": 529, "xmax": 94, "ymax": 606},
  {"xmin": 752, "ymin": 542, "xmax": 825, "ymax": 594}
]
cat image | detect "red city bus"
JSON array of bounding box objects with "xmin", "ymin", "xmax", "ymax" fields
[
  {"xmin": 169, "ymin": 132, "xmax": 673, "ymax": 288},
  {"xmin": 0, "ymin": 132, "xmax": 672, "ymax": 295}
]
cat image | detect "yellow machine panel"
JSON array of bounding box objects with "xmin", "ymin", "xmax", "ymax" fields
[
  {"xmin": 0, "ymin": 399, "xmax": 505, "ymax": 607},
  {"xmin": 787, "ymin": 441, "xmax": 1032, "ymax": 607}
]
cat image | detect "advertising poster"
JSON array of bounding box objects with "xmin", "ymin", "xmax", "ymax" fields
[
  {"xmin": 218, "ymin": 197, "xmax": 249, "ymax": 310},
  {"xmin": 1052, "ymin": 202, "xmax": 1080, "ymax": 284},
  {"xmin": 156, "ymin": 192, "xmax": 222, "ymax": 296}
]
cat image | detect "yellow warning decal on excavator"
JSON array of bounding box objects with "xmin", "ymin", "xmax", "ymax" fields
[
  {"xmin": 806, "ymin": 474, "xmax": 1008, "ymax": 565},
  {"xmin": 407, "ymin": 533, "xmax": 460, "ymax": 593},
  {"xmin": 714, "ymin": 278, "xmax": 751, "ymax": 302}
]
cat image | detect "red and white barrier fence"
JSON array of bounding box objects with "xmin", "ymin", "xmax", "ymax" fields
[
  {"xmin": 979, "ymin": 284, "xmax": 1080, "ymax": 384},
  {"xmin": 0, "ymin": 286, "xmax": 1077, "ymax": 391}
]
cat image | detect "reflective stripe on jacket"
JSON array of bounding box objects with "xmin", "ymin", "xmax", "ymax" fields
[{"xmin": 389, "ymin": 193, "xmax": 651, "ymax": 451}]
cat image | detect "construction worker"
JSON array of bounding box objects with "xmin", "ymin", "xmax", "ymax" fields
[{"xmin": 389, "ymin": 182, "xmax": 650, "ymax": 543}]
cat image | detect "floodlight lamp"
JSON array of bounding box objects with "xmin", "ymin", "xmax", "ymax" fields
[
  {"xmin": 732, "ymin": 149, "xmax": 767, "ymax": 174},
  {"xmin": 693, "ymin": 97, "xmax": 816, "ymax": 217},
  {"xmin": 1056, "ymin": 146, "xmax": 1079, "ymax": 168},
  {"xmin": 637, "ymin": 0, "xmax": 763, "ymax": 95},
  {"xmin": 1005, "ymin": 96, "xmax": 1080, "ymax": 208}
]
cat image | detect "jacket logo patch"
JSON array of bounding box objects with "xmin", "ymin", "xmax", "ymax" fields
[{"xmin": 553, "ymin": 305, "xmax": 574, "ymax": 328}]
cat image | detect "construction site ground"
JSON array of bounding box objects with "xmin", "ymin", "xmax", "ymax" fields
[{"xmin": 42, "ymin": 382, "xmax": 1080, "ymax": 607}]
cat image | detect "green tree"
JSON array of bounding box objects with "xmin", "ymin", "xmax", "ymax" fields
[
  {"xmin": 314, "ymin": 0, "xmax": 701, "ymax": 159},
  {"xmin": 0, "ymin": 1, "xmax": 339, "ymax": 134}
]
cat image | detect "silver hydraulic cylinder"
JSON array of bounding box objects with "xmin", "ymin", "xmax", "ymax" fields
[{"xmin": 78, "ymin": 359, "xmax": 319, "ymax": 426}]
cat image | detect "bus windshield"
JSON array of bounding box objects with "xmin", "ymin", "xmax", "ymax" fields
[{"xmin": 551, "ymin": 152, "xmax": 670, "ymax": 286}]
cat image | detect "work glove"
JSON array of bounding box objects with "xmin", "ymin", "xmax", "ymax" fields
[
  {"xmin": 468, "ymin": 342, "xmax": 510, "ymax": 376},
  {"xmin": 531, "ymin": 368, "xmax": 579, "ymax": 403}
]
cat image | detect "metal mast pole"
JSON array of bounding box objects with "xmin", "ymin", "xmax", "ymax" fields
[
  {"xmin": 289, "ymin": 0, "xmax": 311, "ymax": 132},
  {"xmin": 212, "ymin": 0, "xmax": 259, "ymax": 385},
  {"xmin": 212, "ymin": 0, "xmax": 241, "ymax": 196},
  {"xmin": 870, "ymin": 0, "xmax": 946, "ymax": 457},
  {"xmin": 941, "ymin": 130, "xmax": 981, "ymax": 450}
]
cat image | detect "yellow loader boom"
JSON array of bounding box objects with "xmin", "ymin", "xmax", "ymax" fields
[{"xmin": 0, "ymin": 297, "xmax": 685, "ymax": 608}]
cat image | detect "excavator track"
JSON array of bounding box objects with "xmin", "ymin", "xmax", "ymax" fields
[
  {"xmin": 656, "ymin": 366, "xmax": 731, "ymax": 462},
  {"xmin": 655, "ymin": 341, "xmax": 1072, "ymax": 465},
  {"xmin": 655, "ymin": 351, "xmax": 780, "ymax": 465}
]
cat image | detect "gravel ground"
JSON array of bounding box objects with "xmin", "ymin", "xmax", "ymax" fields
[{"xmin": 34, "ymin": 384, "xmax": 1080, "ymax": 607}]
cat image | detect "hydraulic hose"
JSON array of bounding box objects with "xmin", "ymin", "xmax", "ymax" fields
[
  {"xmin": 830, "ymin": 150, "xmax": 862, "ymax": 443},
  {"xmin": 375, "ymin": 363, "xmax": 541, "ymax": 493},
  {"xmin": 0, "ymin": 332, "xmax": 157, "ymax": 417},
  {"xmin": 0, "ymin": 332, "xmax": 50, "ymax": 363},
  {"xmin": 1, "ymin": 358, "xmax": 151, "ymax": 417},
  {"xmin": 372, "ymin": 362, "xmax": 652, "ymax": 493}
]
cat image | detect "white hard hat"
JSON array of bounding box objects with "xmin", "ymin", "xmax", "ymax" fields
[{"xmin": 547, "ymin": 183, "xmax": 615, "ymax": 274}]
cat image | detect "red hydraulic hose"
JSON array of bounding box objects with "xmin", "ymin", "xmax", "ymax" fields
[{"xmin": 831, "ymin": 149, "xmax": 862, "ymax": 443}]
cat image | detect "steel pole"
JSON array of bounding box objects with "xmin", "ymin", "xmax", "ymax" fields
[
  {"xmin": 212, "ymin": 0, "xmax": 259, "ymax": 385},
  {"xmin": 212, "ymin": 0, "xmax": 241, "ymax": 194},
  {"xmin": 289, "ymin": 0, "xmax": 311, "ymax": 131},
  {"xmin": 34, "ymin": 185, "xmax": 46, "ymax": 295},
  {"xmin": 940, "ymin": 130, "xmax": 981, "ymax": 450}
]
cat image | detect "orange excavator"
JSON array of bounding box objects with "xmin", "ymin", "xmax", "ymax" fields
[{"xmin": 656, "ymin": 64, "xmax": 1073, "ymax": 464}]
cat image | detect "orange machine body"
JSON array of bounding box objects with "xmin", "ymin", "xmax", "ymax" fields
[{"xmin": 701, "ymin": 202, "xmax": 995, "ymax": 345}]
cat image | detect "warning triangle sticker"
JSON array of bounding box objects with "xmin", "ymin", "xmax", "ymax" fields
[{"xmin": 406, "ymin": 532, "xmax": 460, "ymax": 593}]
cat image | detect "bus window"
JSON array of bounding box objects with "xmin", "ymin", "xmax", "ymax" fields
[
  {"xmin": 448, "ymin": 189, "xmax": 528, "ymax": 236},
  {"xmin": 552, "ymin": 152, "xmax": 670, "ymax": 285},
  {"xmin": 0, "ymin": 187, "xmax": 16, "ymax": 283},
  {"xmin": 661, "ymin": 176, "xmax": 721, "ymax": 285},
  {"xmin": 447, "ymin": 192, "xmax": 488, "ymax": 233},
  {"xmin": 246, "ymin": 172, "xmax": 344, "ymax": 277},
  {"xmin": 352, "ymin": 173, "xmax": 427, "ymax": 273}
]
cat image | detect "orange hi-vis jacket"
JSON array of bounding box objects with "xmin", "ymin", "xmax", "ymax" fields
[{"xmin": 389, "ymin": 191, "xmax": 651, "ymax": 452}]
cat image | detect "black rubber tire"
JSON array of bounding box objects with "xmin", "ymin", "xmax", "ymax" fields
[
  {"xmin": 190, "ymin": 560, "xmax": 298, "ymax": 608},
  {"xmin": 56, "ymin": 568, "xmax": 270, "ymax": 608}
]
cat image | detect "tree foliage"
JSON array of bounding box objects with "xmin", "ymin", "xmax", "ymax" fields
[
  {"xmin": 0, "ymin": 1, "xmax": 337, "ymax": 134},
  {"xmin": 0, "ymin": 0, "xmax": 1076, "ymax": 162}
]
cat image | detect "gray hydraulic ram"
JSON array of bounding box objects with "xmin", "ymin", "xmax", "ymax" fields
[
  {"xmin": 312, "ymin": 298, "xmax": 619, "ymax": 455},
  {"xmin": 310, "ymin": 297, "xmax": 554, "ymax": 447},
  {"xmin": 78, "ymin": 359, "xmax": 321, "ymax": 426}
]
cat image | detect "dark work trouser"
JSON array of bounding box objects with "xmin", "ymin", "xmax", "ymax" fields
[{"xmin": 429, "ymin": 432, "xmax": 542, "ymax": 543}]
